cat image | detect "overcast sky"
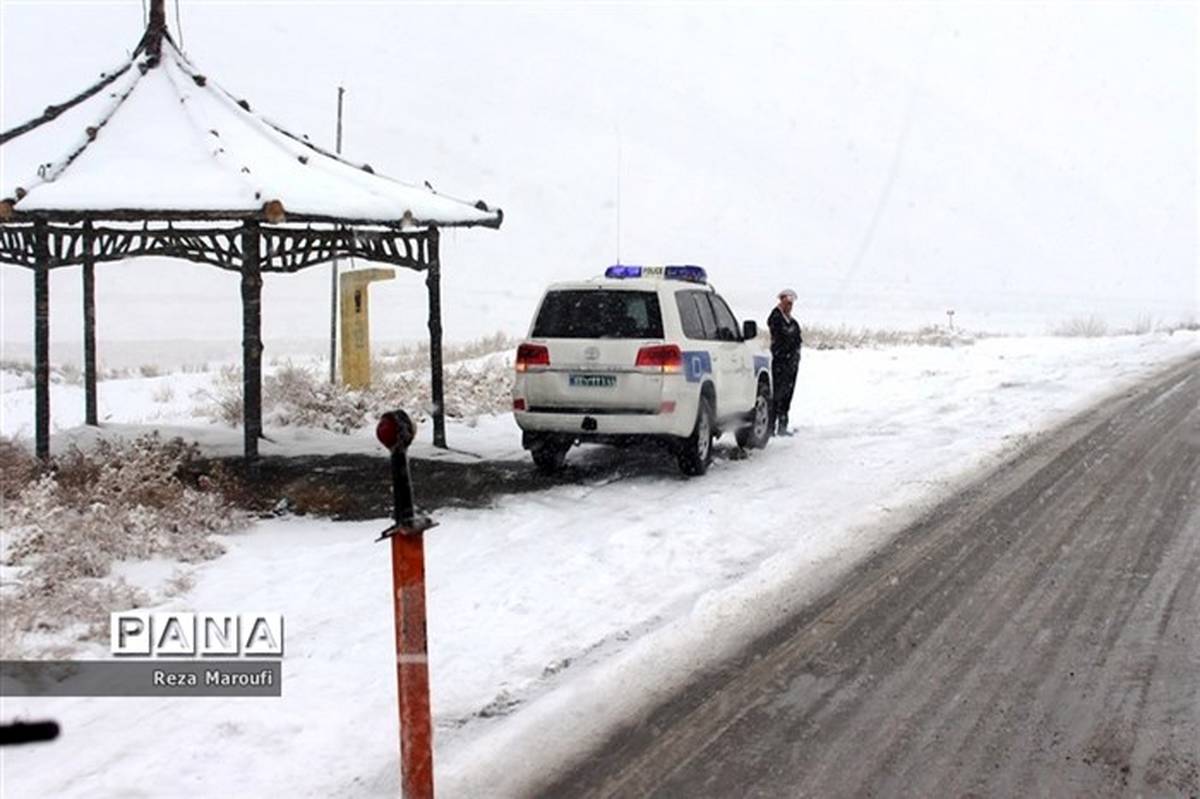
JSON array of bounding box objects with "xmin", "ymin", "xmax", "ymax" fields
[{"xmin": 1, "ymin": 1, "xmax": 1195, "ymax": 355}]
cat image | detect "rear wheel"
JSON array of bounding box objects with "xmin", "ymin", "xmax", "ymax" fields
[
  {"xmin": 531, "ymin": 441, "xmax": 570, "ymax": 474},
  {"xmin": 677, "ymin": 397, "xmax": 714, "ymax": 476},
  {"xmin": 736, "ymin": 381, "xmax": 772, "ymax": 449}
]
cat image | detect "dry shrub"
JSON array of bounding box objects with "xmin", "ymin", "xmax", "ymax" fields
[
  {"xmin": 438, "ymin": 362, "xmax": 515, "ymax": 417},
  {"xmin": 0, "ymin": 360, "xmax": 128, "ymax": 387},
  {"xmin": 0, "ymin": 358, "xmax": 33, "ymax": 376},
  {"xmin": 1121, "ymin": 315, "xmax": 1158, "ymax": 335},
  {"xmin": 195, "ymin": 343, "xmax": 515, "ymax": 434},
  {"xmin": 0, "ymin": 435, "xmax": 40, "ymax": 501},
  {"xmin": 164, "ymin": 569, "xmax": 195, "ymax": 597},
  {"xmin": 377, "ymin": 331, "xmax": 517, "ymax": 373},
  {"xmin": 2, "ymin": 434, "xmax": 246, "ymax": 649},
  {"xmin": 264, "ymin": 364, "xmax": 377, "ymax": 433},
  {"xmin": 193, "ymin": 364, "xmax": 244, "ymax": 425},
  {"xmin": 2, "ymin": 580, "xmax": 148, "ymax": 651},
  {"xmin": 59, "ymin": 362, "xmax": 83, "ymax": 386},
  {"xmin": 802, "ymin": 324, "xmax": 976, "ymax": 350},
  {"xmin": 263, "ymin": 360, "xmax": 513, "ymax": 431},
  {"xmin": 1052, "ymin": 315, "xmax": 1109, "ymax": 337}
]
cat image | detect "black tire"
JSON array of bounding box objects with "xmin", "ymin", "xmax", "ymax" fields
[
  {"xmin": 677, "ymin": 396, "xmax": 715, "ymax": 476},
  {"xmin": 736, "ymin": 380, "xmax": 772, "ymax": 449},
  {"xmin": 531, "ymin": 441, "xmax": 570, "ymax": 474}
]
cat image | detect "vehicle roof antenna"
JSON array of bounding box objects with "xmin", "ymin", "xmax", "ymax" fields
[{"xmin": 615, "ymin": 123, "xmax": 622, "ymax": 266}]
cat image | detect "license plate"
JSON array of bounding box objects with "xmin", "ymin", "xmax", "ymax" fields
[{"xmin": 569, "ymin": 374, "xmax": 616, "ymax": 388}]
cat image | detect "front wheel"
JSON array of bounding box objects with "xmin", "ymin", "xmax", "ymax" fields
[
  {"xmin": 677, "ymin": 397, "xmax": 714, "ymax": 476},
  {"xmin": 736, "ymin": 382, "xmax": 772, "ymax": 449}
]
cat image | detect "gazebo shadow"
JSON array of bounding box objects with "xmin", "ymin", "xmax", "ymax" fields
[{"xmin": 205, "ymin": 438, "xmax": 744, "ymax": 520}]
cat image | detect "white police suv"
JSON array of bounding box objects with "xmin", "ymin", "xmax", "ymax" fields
[{"xmin": 512, "ymin": 265, "xmax": 773, "ymax": 475}]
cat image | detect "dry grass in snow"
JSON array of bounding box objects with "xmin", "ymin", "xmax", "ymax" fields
[
  {"xmin": 1, "ymin": 434, "xmax": 247, "ymax": 657},
  {"xmin": 195, "ymin": 338, "xmax": 516, "ymax": 434}
]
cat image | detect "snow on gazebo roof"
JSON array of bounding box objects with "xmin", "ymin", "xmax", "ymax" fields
[{"xmin": 0, "ymin": 37, "xmax": 502, "ymax": 228}]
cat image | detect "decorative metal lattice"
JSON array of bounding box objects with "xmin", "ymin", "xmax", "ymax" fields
[{"xmin": 0, "ymin": 220, "xmax": 434, "ymax": 272}]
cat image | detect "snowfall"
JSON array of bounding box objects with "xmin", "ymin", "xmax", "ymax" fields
[{"xmin": 1, "ymin": 330, "xmax": 1198, "ymax": 798}]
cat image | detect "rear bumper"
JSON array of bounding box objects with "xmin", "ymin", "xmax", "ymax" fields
[{"xmin": 514, "ymin": 402, "xmax": 696, "ymax": 441}]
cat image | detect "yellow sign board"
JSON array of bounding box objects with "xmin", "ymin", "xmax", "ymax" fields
[{"xmin": 339, "ymin": 268, "xmax": 395, "ymax": 388}]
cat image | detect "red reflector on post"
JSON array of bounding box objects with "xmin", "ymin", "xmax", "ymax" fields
[
  {"xmin": 513, "ymin": 398, "xmax": 527, "ymax": 411},
  {"xmin": 376, "ymin": 415, "xmax": 400, "ymax": 449},
  {"xmin": 636, "ymin": 344, "xmax": 683, "ymax": 373},
  {"xmin": 376, "ymin": 410, "xmax": 416, "ymax": 453},
  {"xmin": 515, "ymin": 343, "xmax": 550, "ymax": 372}
]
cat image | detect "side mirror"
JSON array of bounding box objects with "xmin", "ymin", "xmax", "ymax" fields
[{"xmin": 742, "ymin": 320, "xmax": 758, "ymax": 340}]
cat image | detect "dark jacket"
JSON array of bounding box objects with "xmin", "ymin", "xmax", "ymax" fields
[{"xmin": 768, "ymin": 307, "xmax": 802, "ymax": 362}]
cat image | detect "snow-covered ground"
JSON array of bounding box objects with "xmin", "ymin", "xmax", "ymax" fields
[{"xmin": 1, "ymin": 332, "xmax": 1197, "ymax": 797}]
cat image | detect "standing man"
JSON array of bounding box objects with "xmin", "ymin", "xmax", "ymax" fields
[{"xmin": 767, "ymin": 289, "xmax": 803, "ymax": 436}]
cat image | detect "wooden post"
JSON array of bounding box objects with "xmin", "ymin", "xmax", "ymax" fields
[
  {"xmin": 82, "ymin": 221, "xmax": 98, "ymax": 426},
  {"xmin": 33, "ymin": 221, "xmax": 50, "ymax": 460},
  {"xmin": 241, "ymin": 221, "xmax": 263, "ymax": 459},
  {"xmin": 426, "ymin": 228, "xmax": 446, "ymax": 449}
]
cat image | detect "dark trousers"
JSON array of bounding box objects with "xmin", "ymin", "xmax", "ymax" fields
[{"xmin": 771, "ymin": 356, "xmax": 799, "ymax": 429}]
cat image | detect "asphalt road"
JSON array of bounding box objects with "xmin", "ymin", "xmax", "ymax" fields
[{"xmin": 545, "ymin": 353, "xmax": 1200, "ymax": 798}]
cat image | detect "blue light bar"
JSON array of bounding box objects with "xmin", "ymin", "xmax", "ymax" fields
[
  {"xmin": 605, "ymin": 265, "xmax": 644, "ymax": 279},
  {"xmin": 663, "ymin": 265, "xmax": 707, "ymax": 283},
  {"xmin": 605, "ymin": 265, "xmax": 707, "ymax": 283}
]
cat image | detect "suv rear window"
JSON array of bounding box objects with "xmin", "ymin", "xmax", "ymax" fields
[{"xmin": 532, "ymin": 290, "xmax": 664, "ymax": 339}]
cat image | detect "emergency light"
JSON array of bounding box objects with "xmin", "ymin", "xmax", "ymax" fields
[{"xmin": 604, "ymin": 265, "xmax": 708, "ymax": 283}]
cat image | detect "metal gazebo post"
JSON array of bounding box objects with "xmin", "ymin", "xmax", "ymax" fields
[
  {"xmin": 33, "ymin": 220, "xmax": 50, "ymax": 460},
  {"xmin": 145, "ymin": 0, "xmax": 166, "ymax": 60},
  {"xmin": 241, "ymin": 220, "xmax": 263, "ymax": 459},
  {"xmin": 82, "ymin": 220, "xmax": 98, "ymax": 426},
  {"xmin": 426, "ymin": 226, "xmax": 446, "ymax": 449}
]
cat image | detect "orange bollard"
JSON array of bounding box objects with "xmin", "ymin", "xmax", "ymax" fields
[
  {"xmin": 376, "ymin": 409, "xmax": 437, "ymax": 799},
  {"xmin": 391, "ymin": 528, "xmax": 434, "ymax": 799}
]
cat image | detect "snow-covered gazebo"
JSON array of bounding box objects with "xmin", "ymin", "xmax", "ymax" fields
[{"xmin": 0, "ymin": 1, "xmax": 502, "ymax": 459}]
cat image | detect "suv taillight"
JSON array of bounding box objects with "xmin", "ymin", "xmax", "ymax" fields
[
  {"xmin": 515, "ymin": 343, "xmax": 550, "ymax": 372},
  {"xmin": 635, "ymin": 344, "xmax": 682, "ymax": 373}
]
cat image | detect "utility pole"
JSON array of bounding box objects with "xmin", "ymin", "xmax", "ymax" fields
[{"xmin": 329, "ymin": 86, "xmax": 345, "ymax": 383}]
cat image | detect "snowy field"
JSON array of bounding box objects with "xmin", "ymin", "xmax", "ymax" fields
[{"xmin": 1, "ymin": 331, "xmax": 1198, "ymax": 797}]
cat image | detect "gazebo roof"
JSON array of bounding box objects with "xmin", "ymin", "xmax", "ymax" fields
[
  {"xmin": 0, "ymin": 35, "xmax": 502, "ymax": 228},
  {"xmin": 6, "ymin": 6, "xmax": 498, "ymax": 461}
]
